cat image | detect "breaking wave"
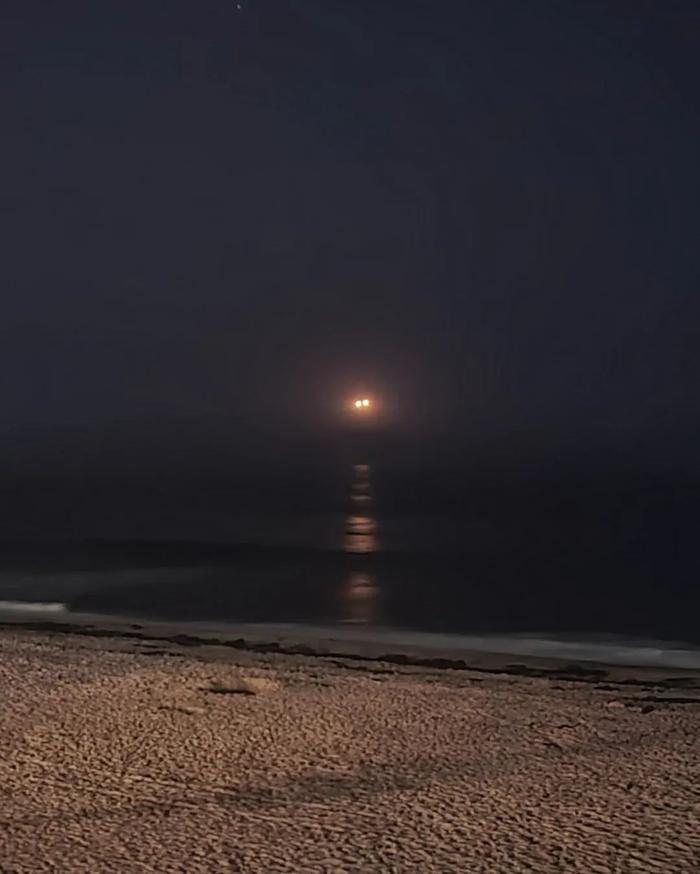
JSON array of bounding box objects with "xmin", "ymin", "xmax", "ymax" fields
[{"xmin": 0, "ymin": 600, "xmax": 67, "ymax": 614}]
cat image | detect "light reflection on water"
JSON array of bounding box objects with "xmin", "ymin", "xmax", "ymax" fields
[
  {"xmin": 349, "ymin": 493, "xmax": 371, "ymax": 506},
  {"xmin": 343, "ymin": 464, "xmax": 379, "ymax": 555},
  {"xmin": 341, "ymin": 464, "xmax": 379, "ymax": 623},
  {"xmin": 351, "ymin": 481, "xmax": 370, "ymax": 493},
  {"xmin": 340, "ymin": 571, "xmax": 379, "ymax": 624},
  {"xmin": 346, "ymin": 515, "xmax": 376, "ymax": 534}
]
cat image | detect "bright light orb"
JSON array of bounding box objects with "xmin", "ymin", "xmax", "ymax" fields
[{"xmin": 353, "ymin": 398, "xmax": 372, "ymax": 411}]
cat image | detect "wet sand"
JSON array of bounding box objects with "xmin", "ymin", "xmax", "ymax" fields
[{"xmin": 1, "ymin": 625, "xmax": 699, "ymax": 873}]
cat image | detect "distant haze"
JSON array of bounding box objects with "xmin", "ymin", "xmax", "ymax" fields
[{"xmin": 1, "ymin": 0, "xmax": 699, "ymax": 478}]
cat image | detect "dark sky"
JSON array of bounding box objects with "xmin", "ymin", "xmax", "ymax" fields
[{"xmin": 2, "ymin": 0, "xmax": 700, "ymax": 475}]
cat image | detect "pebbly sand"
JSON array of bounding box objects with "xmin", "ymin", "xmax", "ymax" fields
[{"xmin": 1, "ymin": 626, "xmax": 699, "ymax": 873}]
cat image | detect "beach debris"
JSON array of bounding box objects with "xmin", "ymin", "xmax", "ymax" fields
[{"xmin": 204, "ymin": 675, "xmax": 278, "ymax": 696}]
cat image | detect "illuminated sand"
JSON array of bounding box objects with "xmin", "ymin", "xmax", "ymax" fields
[{"xmin": 1, "ymin": 630, "xmax": 699, "ymax": 873}]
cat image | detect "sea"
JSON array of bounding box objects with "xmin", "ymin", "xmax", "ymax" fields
[{"xmin": 1, "ymin": 461, "xmax": 699, "ymax": 668}]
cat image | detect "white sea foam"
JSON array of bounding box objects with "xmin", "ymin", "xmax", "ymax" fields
[
  {"xmin": 220, "ymin": 623, "xmax": 700, "ymax": 670},
  {"xmin": 0, "ymin": 600, "xmax": 67, "ymax": 614}
]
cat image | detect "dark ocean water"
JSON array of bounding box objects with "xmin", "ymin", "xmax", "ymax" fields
[{"xmin": 1, "ymin": 463, "xmax": 699, "ymax": 648}]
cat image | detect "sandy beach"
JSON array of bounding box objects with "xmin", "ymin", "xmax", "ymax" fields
[{"xmin": 1, "ymin": 626, "xmax": 699, "ymax": 873}]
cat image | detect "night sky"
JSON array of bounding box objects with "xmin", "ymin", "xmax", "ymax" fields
[{"xmin": 2, "ymin": 0, "xmax": 700, "ymax": 477}]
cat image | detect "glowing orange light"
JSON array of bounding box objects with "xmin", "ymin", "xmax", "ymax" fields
[{"xmin": 352, "ymin": 397, "xmax": 372, "ymax": 411}]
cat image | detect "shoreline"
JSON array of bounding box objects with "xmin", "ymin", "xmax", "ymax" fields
[{"xmin": 2, "ymin": 610, "xmax": 700, "ymax": 687}]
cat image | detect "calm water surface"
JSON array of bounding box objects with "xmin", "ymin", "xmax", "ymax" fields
[{"xmin": 1, "ymin": 463, "xmax": 699, "ymax": 648}]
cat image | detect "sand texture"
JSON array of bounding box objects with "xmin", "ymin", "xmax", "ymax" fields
[{"xmin": 1, "ymin": 631, "xmax": 699, "ymax": 873}]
